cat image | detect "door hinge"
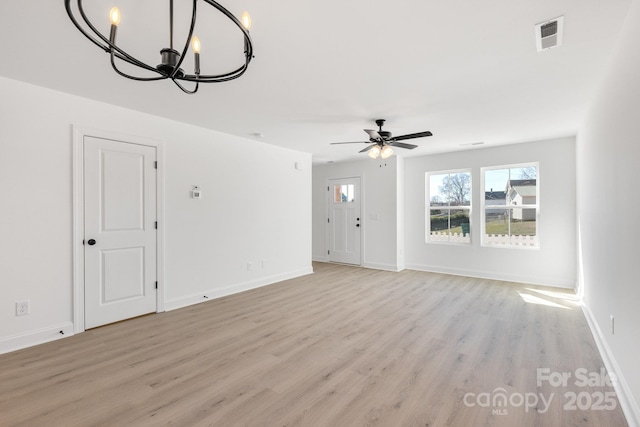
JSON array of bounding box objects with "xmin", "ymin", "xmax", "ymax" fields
[
  {"xmin": 155, "ymin": 221, "xmax": 158, "ymax": 229},
  {"xmin": 154, "ymin": 161, "xmax": 158, "ymax": 169},
  {"xmin": 155, "ymin": 281, "xmax": 158, "ymax": 289},
  {"xmin": 328, "ymin": 250, "xmax": 330, "ymax": 255},
  {"xmin": 327, "ymin": 218, "xmax": 330, "ymax": 223}
]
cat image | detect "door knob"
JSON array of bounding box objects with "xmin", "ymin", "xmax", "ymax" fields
[{"xmin": 87, "ymin": 239, "xmax": 96, "ymax": 246}]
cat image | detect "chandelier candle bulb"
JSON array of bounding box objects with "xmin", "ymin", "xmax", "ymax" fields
[
  {"xmin": 191, "ymin": 36, "xmax": 201, "ymax": 75},
  {"xmin": 109, "ymin": 7, "xmax": 121, "ymax": 26},
  {"xmin": 108, "ymin": 7, "xmax": 121, "ymax": 43},
  {"xmin": 241, "ymin": 11, "xmax": 251, "ymax": 55},
  {"xmin": 241, "ymin": 11, "xmax": 252, "ymax": 30},
  {"xmin": 191, "ymin": 36, "xmax": 201, "ymax": 54}
]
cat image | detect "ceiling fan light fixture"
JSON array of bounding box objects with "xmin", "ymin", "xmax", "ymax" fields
[
  {"xmin": 330, "ymin": 119, "xmax": 432, "ymax": 158},
  {"xmin": 64, "ymin": 0, "xmax": 254, "ymax": 94}
]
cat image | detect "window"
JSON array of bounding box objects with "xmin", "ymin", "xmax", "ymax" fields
[
  {"xmin": 482, "ymin": 164, "xmax": 538, "ymax": 248},
  {"xmin": 334, "ymin": 184, "xmax": 355, "ymax": 203},
  {"xmin": 426, "ymin": 170, "xmax": 472, "ymax": 243}
]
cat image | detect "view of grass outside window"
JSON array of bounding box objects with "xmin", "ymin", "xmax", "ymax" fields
[
  {"xmin": 482, "ymin": 164, "xmax": 538, "ymax": 248},
  {"xmin": 427, "ymin": 171, "xmax": 471, "ymax": 243}
]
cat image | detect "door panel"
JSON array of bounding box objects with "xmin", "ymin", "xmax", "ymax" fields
[
  {"xmin": 101, "ymin": 247, "xmax": 145, "ymax": 303},
  {"xmin": 84, "ymin": 136, "xmax": 157, "ymax": 329},
  {"xmin": 328, "ymin": 177, "xmax": 361, "ymax": 265},
  {"xmin": 101, "ymin": 150, "xmax": 145, "ymax": 231}
]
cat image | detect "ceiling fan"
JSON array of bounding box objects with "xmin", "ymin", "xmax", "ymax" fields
[{"xmin": 331, "ymin": 119, "xmax": 433, "ymax": 159}]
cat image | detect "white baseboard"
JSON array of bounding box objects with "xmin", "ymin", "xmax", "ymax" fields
[
  {"xmin": 362, "ymin": 261, "xmax": 402, "ymax": 272},
  {"xmin": 582, "ymin": 304, "xmax": 640, "ymax": 427},
  {"xmin": 312, "ymin": 255, "xmax": 328, "ymax": 262},
  {"xmin": 164, "ymin": 267, "xmax": 314, "ymax": 311},
  {"xmin": 0, "ymin": 322, "xmax": 75, "ymax": 355},
  {"xmin": 404, "ymin": 263, "xmax": 575, "ymax": 289}
]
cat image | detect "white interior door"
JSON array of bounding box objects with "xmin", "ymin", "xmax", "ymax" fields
[
  {"xmin": 328, "ymin": 177, "xmax": 361, "ymax": 265},
  {"xmin": 83, "ymin": 136, "xmax": 157, "ymax": 329}
]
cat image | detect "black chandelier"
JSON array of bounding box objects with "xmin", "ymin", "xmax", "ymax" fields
[{"xmin": 64, "ymin": 0, "xmax": 254, "ymax": 94}]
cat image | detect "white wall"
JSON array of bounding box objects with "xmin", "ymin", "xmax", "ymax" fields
[
  {"xmin": 0, "ymin": 76, "xmax": 312, "ymax": 353},
  {"xmin": 576, "ymin": 0, "xmax": 640, "ymax": 423},
  {"xmin": 404, "ymin": 137, "xmax": 577, "ymax": 288},
  {"xmin": 312, "ymin": 157, "xmax": 403, "ymax": 271}
]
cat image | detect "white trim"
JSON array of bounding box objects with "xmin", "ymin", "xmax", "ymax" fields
[
  {"xmin": 0, "ymin": 322, "xmax": 74, "ymax": 355},
  {"xmin": 72, "ymin": 126, "xmax": 165, "ymax": 334},
  {"xmin": 582, "ymin": 304, "xmax": 640, "ymax": 427},
  {"xmin": 362, "ymin": 261, "xmax": 403, "ymax": 272},
  {"xmin": 405, "ymin": 263, "xmax": 574, "ymax": 289},
  {"xmin": 164, "ymin": 267, "xmax": 314, "ymax": 311}
]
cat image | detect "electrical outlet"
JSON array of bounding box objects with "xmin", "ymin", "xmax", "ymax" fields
[
  {"xmin": 247, "ymin": 262, "xmax": 253, "ymax": 271},
  {"xmin": 16, "ymin": 300, "xmax": 29, "ymax": 316},
  {"xmin": 610, "ymin": 315, "xmax": 615, "ymax": 335}
]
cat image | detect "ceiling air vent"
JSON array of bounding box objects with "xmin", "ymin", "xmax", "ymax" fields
[{"xmin": 535, "ymin": 16, "xmax": 564, "ymax": 52}]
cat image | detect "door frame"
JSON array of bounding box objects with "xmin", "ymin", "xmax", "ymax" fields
[
  {"xmin": 326, "ymin": 176, "xmax": 363, "ymax": 266},
  {"xmin": 72, "ymin": 126, "xmax": 165, "ymax": 333}
]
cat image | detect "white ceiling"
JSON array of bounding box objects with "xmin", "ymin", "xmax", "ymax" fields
[{"xmin": 0, "ymin": 0, "xmax": 633, "ymax": 163}]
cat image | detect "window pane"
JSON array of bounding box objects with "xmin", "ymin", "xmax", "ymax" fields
[
  {"xmin": 430, "ymin": 172, "xmax": 471, "ymax": 207},
  {"xmin": 429, "ymin": 208, "xmax": 449, "ymax": 241},
  {"xmin": 448, "ymin": 173, "xmax": 471, "ymax": 206},
  {"xmin": 334, "ymin": 184, "xmax": 355, "ymax": 203},
  {"xmin": 484, "ymin": 208, "xmax": 537, "ymax": 247},
  {"xmin": 485, "ymin": 169, "xmax": 509, "ymax": 198},
  {"xmin": 334, "ymin": 185, "xmax": 341, "ymax": 203},
  {"xmin": 507, "ymin": 178, "xmax": 536, "ymax": 205},
  {"xmin": 509, "ymin": 207, "xmax": 537, "ymax": 246},
  {"xmin": 429, "ymin": 174, "xmax": 448, "ymax": 207},
  {"xmin": 449, "ymin": 209, "xmax": 471, "ymax": 243},
  {"xmin": 428, "ymin": 208, "xmax": 471, "ymax": 243},
  {"xmin": 485, "ymin": 208, "xmax": 509, "ymax": 237}
]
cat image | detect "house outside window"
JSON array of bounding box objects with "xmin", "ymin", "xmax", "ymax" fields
[
  {"xmin": 426, "ymin": 170, "xmax": 472, "ymax": 244},
  {"xmin": 482, "ymin": 163, "xmax": 539, "ymax": 248}
]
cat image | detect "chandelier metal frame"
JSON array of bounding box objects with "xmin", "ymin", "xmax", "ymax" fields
[{"xmin": 64, "ymin": 0, "xmax": 254, "ymax": 94}]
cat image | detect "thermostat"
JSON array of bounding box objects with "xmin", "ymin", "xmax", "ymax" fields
[{"xmin": 192, "ymin": 186, "xmax": 202, "ymax": 199}]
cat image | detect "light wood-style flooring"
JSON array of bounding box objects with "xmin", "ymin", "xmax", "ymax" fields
[{"xmin": 0, "ymin": 263, "xmax": 628, "ymax": 426}]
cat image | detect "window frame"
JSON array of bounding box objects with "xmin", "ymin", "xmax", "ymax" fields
[
  {"xmin": 480, "ymin": 162, "xmax": 540, "ymax": 249},
  {"xmin": 425, "ymin": 169, "xmax": 473, "ymax": 245}
]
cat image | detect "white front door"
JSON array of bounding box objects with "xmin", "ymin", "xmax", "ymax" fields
[
  {"xmin": 83, "ymin": 136, "xmax": 157, "ymax": 329},
  {"xmin": 328, "ymin": 177, "xmax": 361, "ymax": 265}
]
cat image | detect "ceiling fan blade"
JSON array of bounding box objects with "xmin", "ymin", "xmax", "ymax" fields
[
  {"xmin": 359, "ymin": 144, "xmax": 377, "ymax": 153},
  {"xmin": 388, "ymin": 142, "xmax": 418, "ymax": 150},
  {"xmin": 330, "ymin": 141, "xmax": 369, "ymax": 145},
  {"xmin": 364, "ymin": 129, "xmax": 381, "ymax": 140},
  {"xmin": 392, "ymin": 131, "xmax": 433, "ymax": 141}
]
